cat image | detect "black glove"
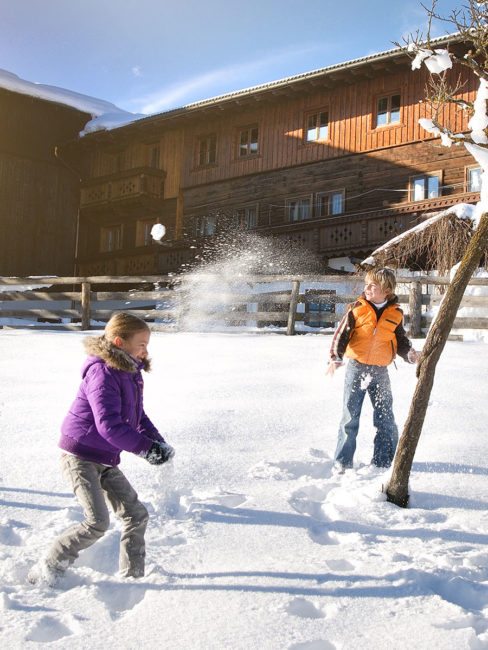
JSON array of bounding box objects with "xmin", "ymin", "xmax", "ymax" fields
[{"xmin": 144, "ymin": 441, "xmax": 175, "ymax": 465}]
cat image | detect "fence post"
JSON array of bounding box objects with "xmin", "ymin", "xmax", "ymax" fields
[
  {"xmin": 81, "ymin": 282, "xmax": 91, "ymax": 330},
  {"xmin": 408, "ymin": 280, "xmax": 422, "ymax": 338},
  {"xmin": 287, "ymin": 280, "xmax": 301, "ymax": 336}
]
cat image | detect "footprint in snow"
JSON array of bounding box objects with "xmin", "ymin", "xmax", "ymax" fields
[
  {"xmin": 434, "ymin": 575, "xmax": 488, "ymax": 611},
  {"xmin": 153, "ymin": 489, "xmax": 248, "ymax": 519},
  {"xmin": 325, "ymin": 558, "xmax": 355, "ymax": 572},
  {"xmin": 95, "ymin": 582, "xmax": 147, "ymax": 619},
  {"xmin": 289, "ymin": 640, "xmax": 336, "ymax": 650},
  {"xmin": 182, "ymin": 490, "xmax": 248, "ymax": 513},
  {"xmin": 289, "ymin": 485, "xmax": 332, "ymax": 520},
  {"xmin": 26, "ymin": 615, "xmax": 78, "ymax": 643},
  {"xmin": 0, "ymin": 519, "xmax": 27, "ymax": 546},
  {"xmin": 286, "ymin": 596, "xmax": 325, "ymax": 619},
  {"xmin": 250, "ymin": 460, "xmax": 333, "ymax": 481}
]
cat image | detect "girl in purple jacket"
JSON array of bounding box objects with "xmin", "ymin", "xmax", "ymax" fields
[{"xmin": 28, "ymin": 312, "xmax": 174, "ymax": 586}]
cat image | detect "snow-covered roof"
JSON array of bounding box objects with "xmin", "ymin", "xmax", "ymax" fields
[{"xmin": 0, "ymin": 68, "xmax": 143, "ymax": 135}]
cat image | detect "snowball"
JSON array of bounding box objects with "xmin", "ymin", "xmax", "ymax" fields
[{"xmin": 151, "ymin": 223, "xmax": 166, "ymax": 241}]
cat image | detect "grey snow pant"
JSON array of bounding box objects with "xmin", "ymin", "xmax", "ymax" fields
[{"xmin": 46, "ymin": 454, "xmax": 149, "ymax": 578}]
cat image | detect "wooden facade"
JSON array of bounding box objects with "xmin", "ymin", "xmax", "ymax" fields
[
  {"xmin": 0, "ymin": 89, "xmax": 89, "ymax": 275},
  {"xmin": 68, "ymin": 39, "xmax": 481, "ymax": 275}
]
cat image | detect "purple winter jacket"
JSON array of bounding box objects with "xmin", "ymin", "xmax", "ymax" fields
[{"xmin": 59, "ymin": 336, "xmax": 164, "ymax": 466}]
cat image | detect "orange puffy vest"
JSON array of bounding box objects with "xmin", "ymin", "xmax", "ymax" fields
[{"xmin": 345, "ymin": 298, "xmax": 404, "ymax": 366}]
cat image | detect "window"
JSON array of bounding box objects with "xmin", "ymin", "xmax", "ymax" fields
[
  {"xmin": 239, "ymin": 125, "xmax": 259, "ymax": 157},
  {"xmin": 410, "ymin": 174, "xmax": 441, "ymax": 201},
  {"xmin": 304, "ymin": 289, "xmax": 336, "ymax": 328},
  {"xmin": 113, "ymin": 151, "xmax": 125, "ymax": 173},
  {"xmin": 194, "ymin": 215, "xmax": 217, "ymax": 237},
  {"xmin": 376, "ymin": 93, "xmax": 401, "ymax": 127},
  {"xmin": 136, "ymin": 219, "xmax": 156, "ymax": 247},
  {"xmin": 149, "ymin": 144, "xmax": 160, "ymax": 169},
  {"xmin": 198, "ymin": 134, "xmax": 217, "ymax": 166},
  {"xmin": 233, "ymin": 205, "xmax": 258, "ymax": 229},
  {"xmin": 467, "ymin": 166, "xmax": 481, "ymax": 192},
  {"xmin": 316, "ymin": 190, "xmax": 345, "ymax": 217},
  {"xmin": 100, "ymin": 224, "xmax": 123, "ymax": 252},
  {"xmin": 286, "ymin": 197, "xmax": 311, "ymax": 222},
  {"xmin": 305, "ymin": 111, "xmax": 329, "ymax": 142}
]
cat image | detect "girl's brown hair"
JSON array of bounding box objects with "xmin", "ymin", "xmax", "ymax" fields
[{"xmin": 104, "ymin": 312, "xmax": 150, "ymax": 342}]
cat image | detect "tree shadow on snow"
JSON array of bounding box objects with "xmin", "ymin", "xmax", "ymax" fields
[
  {"xmin": 0, "ymin": 486, "xmax": 72, "ymax": 498},
  {"xmin": 197, "ymin": 504, "xmax": 488, "ymax": 546},
  {"xmin": 0, "ymin": 486, "xmax": 73, "ymax": 511},
  {"xmin": 93, "ymin": 566, "xmax": 482, "ymax": 604}
]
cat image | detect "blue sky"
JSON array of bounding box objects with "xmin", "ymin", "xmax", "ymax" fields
[{"xmin": 0, "ymin": 0, "xmax": 463, "ymax": 116}]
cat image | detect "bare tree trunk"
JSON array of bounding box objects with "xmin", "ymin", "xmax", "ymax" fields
[{"xmin": 386, "ymin": 212, "xmax": 488, "ymax": 507}]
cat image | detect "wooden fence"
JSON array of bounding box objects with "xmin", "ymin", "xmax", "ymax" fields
[{"xmin": 0, "ymin": 274, "xmax": 487, "ymax": 336}]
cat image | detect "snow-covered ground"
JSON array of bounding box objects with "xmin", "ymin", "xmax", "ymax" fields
[{"xmin": 1, "ymin": 330, "xmax": 488, "ymax": 649}]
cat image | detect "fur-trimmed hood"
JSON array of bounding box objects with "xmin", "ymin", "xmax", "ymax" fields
[{"xmin": 83, "ymin": 335, "xmax": 151, "ymax": 373}]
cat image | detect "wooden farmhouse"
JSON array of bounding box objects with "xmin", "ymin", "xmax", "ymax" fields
[
  {"xmin": 4, "ymin": 36, "xmax": 481, "ymax": 278},
  {"xmin": 0, "ymin": 85, "xmax": 90, "ymax": 276}
]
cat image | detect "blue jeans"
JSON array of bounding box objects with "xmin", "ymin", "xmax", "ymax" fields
[{"xmin": 334, "ymin": 359, "xmax": 399, "ymax": 468}]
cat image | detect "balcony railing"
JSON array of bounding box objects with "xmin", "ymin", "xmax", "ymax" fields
[{"xmin": 80, "ymin": 167, "xmax": 166, "ymax": 208}]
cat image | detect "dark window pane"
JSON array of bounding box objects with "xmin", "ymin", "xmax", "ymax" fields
[{"xmin": 391, "ymin": 94, "xmax": 401, "ymax": 110}]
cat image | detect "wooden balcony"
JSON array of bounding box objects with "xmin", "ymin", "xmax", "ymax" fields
[
  {"xmin": 80, "ymin": 167, "xmax": 166, "ymax": 213},
  {"xmin": 262, "ymin": 191, "xmax": 480, "ymax": 257}
]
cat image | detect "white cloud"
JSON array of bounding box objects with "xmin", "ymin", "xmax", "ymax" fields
[
  {"xmin": 130, "ymin": 44, "xmax": 329, "ymax": 115},
  {"xmin": 131, "ymin": 66, "xmax": 142, "ymax": 77}
]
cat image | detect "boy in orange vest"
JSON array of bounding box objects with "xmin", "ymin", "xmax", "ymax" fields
[{"xmin": 327, "ymin": 268, "xmax": 419, "ymax": 470}]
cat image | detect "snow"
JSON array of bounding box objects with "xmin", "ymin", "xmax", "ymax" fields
[
  {"xmin": 1, "ymin": 330, "xmax": 488, "ymax": 648},
  {"xmin": 424, "ymin": 49, "xmax": 453, "ymax": 75},
  {"xmin": 418, "ymin": 118, "xmax": 453, "ymax": 147},
  {"xmin": 410, "ymin": 47, "xmax": 452, "ymax": 74},
  {"xmin": 0, "ymin": 69, "xmax": 143, "ymax": 135},
  {"xmin": 468, "ymin": 79, "xmax": 488, "ymax": 145},
  {"xmin": 410, "ymin": 47, "xmax": 432, "ymax": 70},
  {"xmin": 465, "ymin": 142, "xmax": 488, "ymax": 224}
]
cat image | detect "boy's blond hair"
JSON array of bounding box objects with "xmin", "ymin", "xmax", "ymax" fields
[
  {"xmin": 365, "ymin": 268, "xmax": 396, "ymax": 297},
  {"xmin": 104, "ymin": 312, "xmax": 150, "ymax": 342}
]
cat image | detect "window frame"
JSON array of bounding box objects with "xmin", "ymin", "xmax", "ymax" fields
[
  {"xmin": 237, "ymin": 124, "xmax": 260, "ymax": 158},
  {"xmin": 197, "ymin": 133, "xmax": 217, "ymax": 167},
  {"xmin": 375, "ymin": 92, "xmax": 401, "ymax": 128},
  {"xmin": 100, "ymin": 224, "xmax": 123, "ymax": 253},
  {"xmin": 409, "ymin": 172, "xmax": 442, "ymax": 202},
  {"xmin": 233, "ymin": 204, "xmax": 259, "ymax": 229},
  {"xmin": 466, "ymin": 165, "xmax": 482, "ymax": 193},
  {"xmin": 285, "ymin": 195, "xmax": 313, "ymax": 222},
  {"xmin": 315, "ymin": 190, "xmax": 345, "ymax": 217},
  {"xmin": 304, "ymin": 289, "xmax": 336, "ymax": 328},
  {"xmin": 136, "ymin": 219, "xmax": 157, "ymax": 247},
  {"xmin": 304, "ymin": 109, "xmax": 330, "ymax": 143},
  {"xmin": 193, "ymin": 214, "xmax": 217, "ymax": 237},
  {"xmin": 148, "ymin": 143, "xmax": 160, "ymax": 169}
]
